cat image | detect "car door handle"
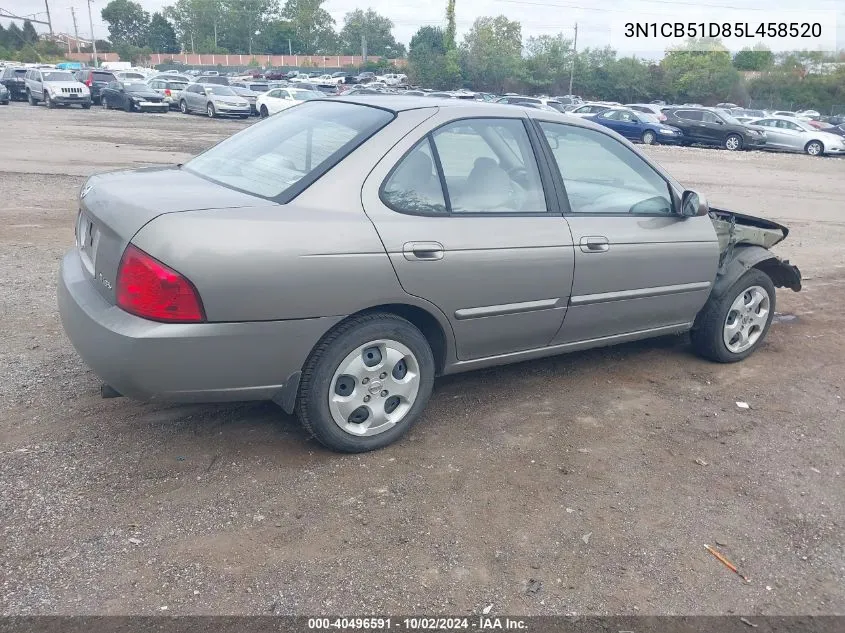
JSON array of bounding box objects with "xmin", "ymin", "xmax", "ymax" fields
[
  {"xmin": 580, "ymin": 236, "xmax": 609, "ymax": 253},
  {"xmin": 403, "ymin": 241, "xmax": 444, "ymax": 261}
]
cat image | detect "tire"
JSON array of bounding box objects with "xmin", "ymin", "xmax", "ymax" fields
[
  {"xmin": 641, "ymin": 130, "xmax": 656, "ymax": 145},
  {"xmin": 296, "ymin": 313, "xmax": 435, "ymax": 453},
  {"xmin": 124, "ymin": 99, "xmax": 133, "ymax": 112},
  {"xmin": 179, "ymin": 100, "xmax": 188, "ymax": 114},
  {"xmin": 45, "ymin": 94, "xmax": 54, "ymax": 109},
  {"xmin": 207, "ymin": 103, "xmax": 216, "ymax": 118},
  {"xmin": 260, "ymin": 105, "xmax": 269, "ymax": 118},
  {"xmin": 82, "ymin": 102, "xmax": 91, "ymax": 109},
  {"xmin": 239, "ymin": 114, "xmax": 249, "ymax": 119},
  {"xmin": 805, "ymin": 140, "xmax": 823, "ymax": 156},
  {"xmin": 691, "ymin": 268, "xmax": 776, "ymax": 363},
  {"xmin": 101, "ymin": 97, "xmax": 108, "ymax": 109},
  {"xmin": 724, "ymin": 134, "xmax": 742, "ymax": 151},
  {"xmin": 27, "ymin": 91, "xmax": 37, "ymax": 105}
]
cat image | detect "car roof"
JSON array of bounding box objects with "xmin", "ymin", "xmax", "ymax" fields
[{"xmin": 326, "ymin": 96, "xmax": 609, "ymax": 128}]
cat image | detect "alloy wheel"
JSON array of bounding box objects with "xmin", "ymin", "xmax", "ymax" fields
[
  {"xmin": 723, "ymin": 285, "xmax": 770, "ymax": 353},
  {"xmin": 725, "ymin": 135, "xmax": 741, "ymax": 151},
  {"xmin": 328, "ymin": 339, "xmax": 420, "ymax": 437}
]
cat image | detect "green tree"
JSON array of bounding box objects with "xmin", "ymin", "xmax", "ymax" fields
[
  {"xmin": 733, "ymin": 46, "xmax": 774, "ymax": 71},
  {"xmin": 339, "ymin": 9, "xmax": 404, "ymax": 58},
  {"xmin": 114, "ymin": 42, "xmax": 153, "ymax": 64},
  {"xmin": 256, "ymin": 20, "xmax": 303, "ymax": 55},
  {"xmin": 281, "ymin": 0, "xmax": 337, "ymax": 54},
  {"xmin": 21, "ymin": 20, "xmax": 39, "ymax": 45},
  {"xmin": 218, "ymin": 0, "xmax": 279, "ymax": 55},
  {"xmin": 661, "ymin": 40, "xmax": 739, "ymax": 104},
  {"xmin": 147, "ymin": 12, "xmax": 180, "ymax": 52},
  {"xmin": 164, "ymin": 0, "xmax": 224, "ymax": 53},
  {"xmin": 407, "ymin": 26, "xmax": 460, "ymax": 89},
  {"xmin": 459, "ymin": 16, "xmax": 522, "ymax": 93},
  {"xmin": 101, "ymin": 0, "xmax": 150, "ymax": 47},
  {"xmin": 4, "ymin": 23, "xmax": 24, "ymax": 51},
  {"xmin": 521, "ymin": 33, "xmax": 573, "ymax": 94},
  {"xmin": 444, "ymin": 0, "xmax": 456, "ymax": 50}
]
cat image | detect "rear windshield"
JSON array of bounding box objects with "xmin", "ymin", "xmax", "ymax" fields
[
  {"xmin": 121, "ymin": 72, "xmax": 145, "ymax": 79},
  {"xmin": 126, "ymin": 83, "xmax": 151, "ymax": 92},
  {"xmin": 249, "ymin": 83, "xmax": 269, "ymax": 91},
  {"xmin": 13, "ymin": 69, "xmax": 27, "ymax": 77},
  {"xmin": 168, "ymin": 81, "xmax": 188, "ymax": 89},
  {"xmin": 185, "ymin": 101, "xmax": 393, "ymax": 200},
  {"xmin": 93, "ymin": 72, "xmax": 116, "ymax": 81}
]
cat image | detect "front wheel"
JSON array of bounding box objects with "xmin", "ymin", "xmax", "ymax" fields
[
  {"xmin": 27, "ymin": 91, "xmax": 37, "ymax": 105},
  {"xmin": 179, "ymin": 100, "xmax": 188, "ymax": 114},
  {"xmin": 259, "ymin": 105, "xmax": 269, "ymax": 118},
  {"xmin": 296, "ymin": 313, "xmax": 435, "ymax": 452},
  {"xmin": 124, "ymin": 99, "xmax": 133, "ymax": 112},
  {"xmin": 805, "ymin": 140, "xmax": 823, "ymax": 156},
  {"xmin": 207, "ymin": 103, "xmax": 216, "ymax": 118},
  {"xmin": 101, "ymin": 97, "xmax": 109, "ymax": 109},
  {"xmin": 641, "ymin": 130, "xmax": 656, "ymax": 145},
  {"xmin": 45, "ymin": 94, "xmax": 54, "ymax": 109},
  {"xmin": 691, "ymin": 269, "xmax": 776, "ymax": 363},
  {"xmin": 724, "ymin": 134, "xmax": 742, "ymax": 151}
]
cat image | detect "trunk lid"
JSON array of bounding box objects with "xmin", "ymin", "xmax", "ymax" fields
[{"xmin": 76, "ymin": 165, "xmax": 265, "ymax": 305}]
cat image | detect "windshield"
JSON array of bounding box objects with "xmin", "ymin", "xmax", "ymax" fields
[
  {"xmin": 717, "ymin": 111, "xmax": 743, "ymax": 125},
  {"xmin": 44, "ymin": 72, "xmax": 76, "ymax": 82},
  {"xmin": 185, "ymin": 101, "xmax": 393, "ymax": 199},
  {"xmin": 249, "ymin": 83, "xmax": 269, "ymax": 91},
  {"xmin": 126, "ymin": 83, "xmax": 151, "ymax": 92},
  {"xmin": 206, "ymin": 85, "xmax": 235, "ymax": 96},
  {"xmin": 121, "ymin": 73, "xmax": 145, "ymax": 79}
]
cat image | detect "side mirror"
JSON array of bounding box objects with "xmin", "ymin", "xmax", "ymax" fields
[{"xmin": 681, "ymin": 190, "xmax": 709, "ymax": 217}]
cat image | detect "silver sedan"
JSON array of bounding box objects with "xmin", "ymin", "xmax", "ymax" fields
[
  {"xmin": 58, "ymin": 98, "xmax": 802, "ymax": 452},
  {"xmin": 748, "ymin": 116, "xmax": 845, "ymax": 156}
]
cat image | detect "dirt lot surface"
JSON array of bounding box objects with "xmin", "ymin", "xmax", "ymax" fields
[{"xmin": 1, "ymin": 102, "xmax": 843, "ymax": 616}]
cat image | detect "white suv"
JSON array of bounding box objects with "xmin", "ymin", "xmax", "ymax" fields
[{"xmin": 25, "ymin": 68, "xmax": 91, "ymax": 108}]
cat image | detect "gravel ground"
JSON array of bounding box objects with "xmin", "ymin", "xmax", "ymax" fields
[{"xmin": 0, "ymin": 102, "xmax": 843, "ymax": 616}]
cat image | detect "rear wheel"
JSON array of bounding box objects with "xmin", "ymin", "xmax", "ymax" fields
[
  {"xmin": 691, "ymin": 268, "xmax": 776, "ymax": 363},
  {"xmin": 207, "ymin": 103, "xmax": 216, "ymax": 118},
  {"xmin": 805, "ymin": 140, "xmax": 823, "ymax": 156},
  {"xmin": 641, "ymin": 130, "xmax": 656, "ymax": 145},
  {"xmin": 296, "ymin": 313, "xmax": 435, "ymax": 453},
  {"xmin": 27, "ymin": 91, "xmax": 37, "ymax": 105},
  {"xmin": 724, "ymin": 134, "xmax": 742, "ymax": 151}
]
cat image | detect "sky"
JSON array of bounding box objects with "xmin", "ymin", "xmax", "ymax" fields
[{"xmin": 2, "ymin": 0, "xmax": 843, "ymax": 58}]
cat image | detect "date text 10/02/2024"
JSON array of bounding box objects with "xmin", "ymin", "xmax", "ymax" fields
[{"xmin": 307, "ymin": 617, "xmax": 529, "ymax": 630}]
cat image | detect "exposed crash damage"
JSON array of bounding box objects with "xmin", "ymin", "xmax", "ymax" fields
[
  {"xmin": 709, "ymin": 208, "xmax": 802, "ymax": 294},
  {"xmin": 689, "ymin": 207, "xmax": 802, "ymax": 363}
]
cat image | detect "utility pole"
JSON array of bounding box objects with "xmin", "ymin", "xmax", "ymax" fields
[
  {"xmin": 361, "ymin": 34, "xmax": 367, "ymax": 63},
  {"xmin": 86, "ymin": 0, "xmax": 97, "ymax": 67},
  {"xmin": 288, "ymin": 38, "xmax": 292, "ymax": 55},
  {"xmin": 568, "ymin": 22, "xmax": 578, "ymax": 96},
  {"xmin": 70, "ymin": 7, "xmax": 81, "ymax": 53},
  {"xmin": 43, "ymin": 0, "xmax": 54, "ymax": 35}
]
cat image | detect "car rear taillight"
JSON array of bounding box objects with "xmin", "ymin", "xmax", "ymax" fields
[
  {"xmin": 116, "ymin": 245, "xmax": 205, "ymax": 323},
  {"xmin": 85, "ymin": 77, "xmax": 92, "ymax": 86},
  {"xmin": 164, "ymin": 88, "xmax": 171, "ymax": 96}
]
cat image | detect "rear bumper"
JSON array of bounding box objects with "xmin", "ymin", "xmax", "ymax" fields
[{"xmin": 58, "ymin": 249, "xmax": 341, "ymax": 403}]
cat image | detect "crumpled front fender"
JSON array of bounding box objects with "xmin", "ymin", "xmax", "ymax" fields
[{"xmin": 712, "ymin": 245, "xmax": 802, "ymax": 300}]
